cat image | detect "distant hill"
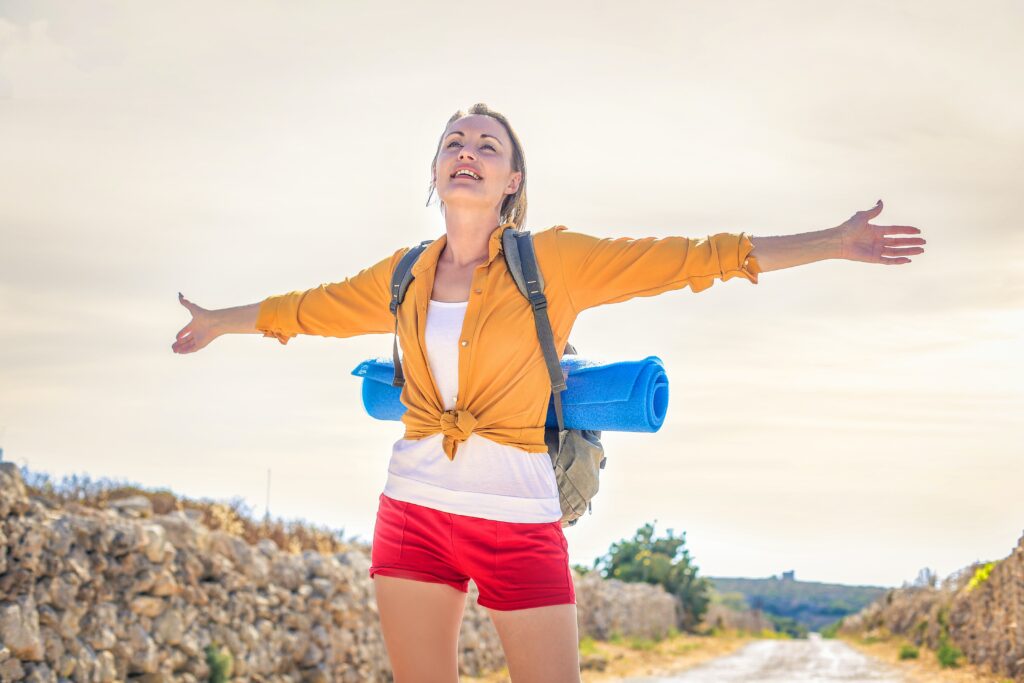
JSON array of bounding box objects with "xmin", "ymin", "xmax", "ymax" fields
[{"xmin": 706, "ymin": 575, "xmax": 888, "ymax": 633}]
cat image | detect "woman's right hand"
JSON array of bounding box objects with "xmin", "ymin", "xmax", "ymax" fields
[{"xmin": 173, "ymin": 292, "xmax": 221, "ymax": 354}]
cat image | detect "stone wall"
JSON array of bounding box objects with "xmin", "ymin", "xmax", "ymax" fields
[
  {"xmin": 698, "ymin": 603, "xmax": 775, "ymax": 634},
  {"xmin": 839, "ymin": 530, "xmax": 1024, "ymax": 681},
  {"xmin": 573, "ymin": 572, "xmax": 679, "ymax": 641},
  {"xmin": 0, "ymin": 463, "xmax": 678, "ymax": 682}
]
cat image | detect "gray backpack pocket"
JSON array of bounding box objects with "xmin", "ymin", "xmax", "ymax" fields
[{"xmin": 548, "ymin": 427, "xmax": 606, "ymax": 526}]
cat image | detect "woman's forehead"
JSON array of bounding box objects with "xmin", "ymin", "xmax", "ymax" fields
[{"xmin": 444, "ymin": 115, "xmax": 508, "ymax": 142}]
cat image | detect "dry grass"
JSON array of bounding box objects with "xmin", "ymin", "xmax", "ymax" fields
[
  {"xmin": 19, "ymin": 465, "xmax": 367, "ymax": 555},
  {"xmin": 839, "ymin": 632, "xmax": 1016, "ymax": 683},
  {"xmin": 461, "ymin": 628, "xmax": 764, "ymax": 683}
]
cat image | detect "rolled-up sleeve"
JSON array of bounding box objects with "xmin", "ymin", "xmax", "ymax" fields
[
  {"xmin": 256, "ymin": 247, "xmax": 408, "ymax": 344},
  {"xmin": 553, "ymin": 227, "xmax": 762, "ymax": 313}
]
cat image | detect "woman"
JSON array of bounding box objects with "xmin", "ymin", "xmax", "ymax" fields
[{"xmin": 172, "ymin": 103, "xmax": 925, "ymax": 682}]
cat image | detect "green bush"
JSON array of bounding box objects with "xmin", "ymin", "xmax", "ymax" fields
[
  {"xmin": 627, "ymin": 637, "xmax": 658, "ymax": 651},
  {"xmin": 595, "ymin": 522, "xmax": 711, "ymax": 630},
  {"xmin": 766, "ymin": 614, "xmax": 807, "ymax": 639},
  {"xmin": 578, "ymin": 636, "xmax": 599, "ymax": 656},
  {"xmin": 205, "ymin": 642, "xmax": 234, "ymax": 683},
  {"xmin": 914, "ymin": 619, "xmax": 928, "ymax": 637},
  {"xmin": 966, "ymin": 561, "xmax": 997, "ymax": 592},
  {"xmin": 819, "ymin": 616, "xmax": 843, "ymax": 639},
  {"xmin": 936, "ymin": 640, "xmax": 963, "ymax": 668},
  {"xmin": 898, "ymin": 644, "xmax": 919, "ymax": 660}
]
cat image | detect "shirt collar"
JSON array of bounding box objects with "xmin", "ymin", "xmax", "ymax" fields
[{"xmin": 411, "ymin": 221, "xmax": 518, "ymax": 276}]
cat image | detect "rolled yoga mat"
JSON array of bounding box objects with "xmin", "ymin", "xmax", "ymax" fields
[{"xmin": 350, "ymin": 354, "xmax": 670, "ymax": 433}]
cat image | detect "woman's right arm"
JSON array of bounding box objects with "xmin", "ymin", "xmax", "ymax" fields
[
  {"xmin": 172, "ymin": 294, "xmax": 263, "ymax": 354},
  {"xmin": 172, "ymin": 246, "xmax": 407, "ymax": 355}
]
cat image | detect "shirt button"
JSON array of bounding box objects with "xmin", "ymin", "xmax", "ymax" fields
[
  {"xmin": 461, "ymin": 340, "xmax": 468, "ymax": 346},
  {"xmin": 474, "ymin": 288, "xmax": 482, "ymax": 294}
]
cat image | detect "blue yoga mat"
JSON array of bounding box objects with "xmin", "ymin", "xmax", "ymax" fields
[{"xmin": 350, "ymin": 354, "xmax": 669, "ymax": 433}]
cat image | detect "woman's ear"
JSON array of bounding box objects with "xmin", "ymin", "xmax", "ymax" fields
[{"xmin": 506, "ymin": 171, "xmax": 522, "ymax": 194}]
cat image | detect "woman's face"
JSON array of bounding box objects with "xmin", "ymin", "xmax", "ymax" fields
[{"xmin": 433, "ymin": 114, "xmax": 521, "ymax": 218}]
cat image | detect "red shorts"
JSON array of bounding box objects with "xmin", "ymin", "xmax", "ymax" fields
[{"xmin": 368, "ymin": 493, "xmax": 576, "ymax": 611}]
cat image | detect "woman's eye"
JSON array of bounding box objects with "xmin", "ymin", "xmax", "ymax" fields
[{"xmin": 446, "ymin": 140, "xmax": 496, "ymax": 151}]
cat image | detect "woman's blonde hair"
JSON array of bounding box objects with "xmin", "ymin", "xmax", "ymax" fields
[{"xmin": 426, "ymin": 103, "xmax": 528, "ymax": 231}]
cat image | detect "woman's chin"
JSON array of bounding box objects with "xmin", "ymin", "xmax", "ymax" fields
[{"xmin": 437, "ymin": 191, "xmax": 497, "ymax": 209}]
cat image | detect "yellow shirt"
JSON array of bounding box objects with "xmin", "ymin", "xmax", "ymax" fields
[{"xmin": 256, "ymin": 223, "xmax": 762, "ymax": 460}]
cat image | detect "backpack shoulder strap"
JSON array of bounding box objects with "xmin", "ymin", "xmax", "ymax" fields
[
  {"xmin": 501, "ymin": 228, "xmax": 568, "ymax": 431},
  {"xmin": 389, "ymin": 240, "xmax": 433, "ymax": 387},
  {"xmin": 502, "ymin": 228, "xmax": 574, "ymax": 357},
  {"xmin": 502, "ymin": 227, "xmax": 544, "ymax": 296}
]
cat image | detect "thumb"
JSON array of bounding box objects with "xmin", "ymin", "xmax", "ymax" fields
[{"xmin": 864, "ymin": 198, "xmax": 883, "ymax": 218}]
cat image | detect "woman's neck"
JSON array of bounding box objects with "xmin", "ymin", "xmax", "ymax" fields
[{"xmin": 441, "ymin": 211, "xmax": 500, "ymax": 268}]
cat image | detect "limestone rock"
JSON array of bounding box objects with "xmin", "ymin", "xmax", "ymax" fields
[
  {"xmin": 107, "ymin": 495, "xmax": 154, "ymax": 518},
  {"xmin": 0, "ymin": 594, "xmax": 44, "ymax": 661}
]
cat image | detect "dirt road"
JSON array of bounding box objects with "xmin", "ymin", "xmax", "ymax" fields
[{"xmin": 622, "ymin": 632, "xmax": 912, "ymax": 682}]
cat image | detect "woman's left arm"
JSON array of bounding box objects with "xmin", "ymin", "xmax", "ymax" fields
[{"xmin": 748, "ymin": 199, "xmax": 926, "ymax": 272}]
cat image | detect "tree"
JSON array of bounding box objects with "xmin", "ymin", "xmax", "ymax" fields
[
  {"xmin": 594, "ymin": 521, "xmax": 711, "ymax": 630},
  {"xmin": 909, "ymin": 567, "xmax": 938, "ymax": 589}
]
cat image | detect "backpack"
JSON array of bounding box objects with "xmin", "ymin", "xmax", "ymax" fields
[{"xmin": 385, "ymin": 227, "xmax": 606, "ymax": 528}]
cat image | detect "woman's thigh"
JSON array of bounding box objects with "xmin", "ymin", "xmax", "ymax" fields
[
  {"xmin": 374, "ymin": 574, "xmax": 468, "ymax": 683},
  {"xmin": 486, "ymin": 603, "xmax": 582, "ymax": 683}
]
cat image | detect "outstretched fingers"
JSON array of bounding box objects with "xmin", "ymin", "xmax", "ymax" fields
[
  {"xmin": 880, "ymin": 255, "xmax": 913, "ymax": 265},
  {"xmin": 874, "ymin": 224, "xmax": 922, "ymax": 235},
  {"xmin": 873, "ymin": 224, "xmax": 925, "ymax": 265},
  {"xmin": 172, "ymin": 335, "xmax": 196, "ymax": 354},
  {"xmin": 882, "ymin": 236, "xmax": 925, "ymax": 246}
]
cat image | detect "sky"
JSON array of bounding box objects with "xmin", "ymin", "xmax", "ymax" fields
[{"xmin": 1, "ymin": 0, "xmax": 1021, "ymax": 589}]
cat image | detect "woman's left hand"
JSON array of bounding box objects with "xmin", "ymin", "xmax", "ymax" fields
[{"xmin": 835, "ymin": 199, "xmax": 926, "ymax": 264}]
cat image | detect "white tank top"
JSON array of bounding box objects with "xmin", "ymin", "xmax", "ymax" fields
[{"xmin": 382, "ymin": 299, "xmax": 562, "ymax": 523}]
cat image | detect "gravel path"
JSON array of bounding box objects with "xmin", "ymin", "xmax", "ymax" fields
[{"xmin": 622, "ymin": 633, "xmax": 912, "ymax": 682}]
